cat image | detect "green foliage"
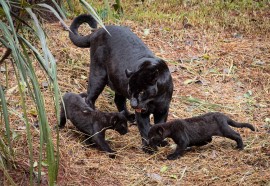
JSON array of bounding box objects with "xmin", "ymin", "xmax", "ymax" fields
[
  {"xmin": 120, "ymin": 0, "xmax": 269, "ymax": 33},
  {"xmin": 0, "ymin": 1, "xmax": 61, "ymax": 185},
  {"xmin": 63, "ymin": 0, "xmax": 124, "ymax": 20},
  {"xmin": 0, "ymin": 0, "xmax": 103, "ymax": 185}
]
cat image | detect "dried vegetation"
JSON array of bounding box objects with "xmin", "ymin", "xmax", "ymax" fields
[{"xmin": 1, "ymin": 0, "xmax": 270, "ymax": 185}]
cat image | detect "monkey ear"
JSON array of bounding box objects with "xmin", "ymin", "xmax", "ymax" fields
[
  {"xmin": 157, "ymin": 126, "xmax": 164, "ymax": 137},
  {"xmin": 125, "ymin": 69, "xmax": 134, "ymax": 78},
  {"xmin": 82, "ymin": 107, "xmax": 93, "ymax": 113}
]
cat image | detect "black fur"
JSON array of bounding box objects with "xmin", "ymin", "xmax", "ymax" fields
[
  {"xmin": 59, "ymin": 92, "xmax": 128, "ymax": 158},
  {"xmin": 148, "ymin": 112, "xmax": 255, "ymax": 160},
  {"xmin": 69, "ymin": 14, "xmax": 173, "ymax": 153}
]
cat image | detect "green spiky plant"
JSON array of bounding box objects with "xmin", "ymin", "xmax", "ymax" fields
[{"xmin": 0, "ymin": 0, "xmax": 106, "ymax": 185}]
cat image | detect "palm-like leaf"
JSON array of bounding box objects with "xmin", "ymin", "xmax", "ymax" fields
[{"xmin": 0, "ymin": 0, "xmax": 105, "ymax": 185}]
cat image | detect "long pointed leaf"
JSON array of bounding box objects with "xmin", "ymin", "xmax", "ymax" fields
[
  {"xmin": 79, "ymin": 0, "xmax": 111, "ymax": 35},
  {"xmin": 36, "ymin": 3, "xmax": 71, "ymax": 31},
  {"xmin": 27, "ymin": 59, "xmax": 56, "ymax": 186},
  {"xmin": 18, "ymin": 36, "xmax": 53, "ymax": 79},
  {"xmin": 26, "ymin": 8, "xmax": 49, "ymax": 67},
  {"xmin": 0, "ymin": 155, "xmax": 16, "ymax": 186},
  {"xmin": 0, "ymin": 1, "xmax": 19, "ymax": 45},
  {"xmin": 0, "ymin": 86, "xmax": 13, "ymax": 158},
  {"xmin": 25, "ymin": 7, "xmax": 59, "ymax": 186},
  {"xmin": 51, "ymin": 0, "xmax": 67, "ymax": 19}
]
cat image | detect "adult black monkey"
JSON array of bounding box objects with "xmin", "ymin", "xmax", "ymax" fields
[{"xmin": 69, "ymin": 14, "xmax": 173, "ymax": 153}]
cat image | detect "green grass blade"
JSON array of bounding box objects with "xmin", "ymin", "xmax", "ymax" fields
[
  {"xmin": 0, "ymin": 138, "xmax": 8, "ymax": 163},
  {"xmin": 18, "ymin": 36, "xmax": 52, "ymax": 79},
  {"xmin": 0, "ymin": 137, "xmax": 11, "ymax": 167},
  {"xmin": 0, "ymin": 1, "xmax": 19, "ymax": 45},
  {"xmin": 3, "ymin": 7, "xmax": 57, "ymax": 185},
  {"xmin": 1, "ymin": 1, "xmax": 62, "ymax": 185},
  {"xmin": 26, "ymin": 8, "xmax": 50, "ymax": 67},
  {"xmin": 1, "ymin": 16, "xmax": 34, "ymax": 181},
  {"xmin": 0, "ymin": 86, "xmax": 14, "ymax": 158},
  {"xmin": 103, "ymin": 0, "xmax": 112, "ymax": 19},
  {"xmin": 0, "ymin": 155, "xmax": 16, "ymax": 186},
  {"xmin": 28, "ymin": 62, "xmax": 56, "ymax": 186},
  {"xmin": 0, "ymin": 37, "xmax": 10, "ymax": 49},
  {"xmin": 2, "ymin": 25, "xmax": 35, "ymax": 183},
  {"xmin": 25, "ymin": 7, "xmax": 59, "ymax": 185},
  {"xmin": 79, "ymin": 0, "xmax": 111, "ymax": 35},
  {"xmin": 1, "ymin": 17, "xmax": 37, "ymax": 185},
  {"xmin": 66, "ymin": 0, "xmax": 74, "ymax": 12},
  {"xmin": 49, "ymin": 57, "xmax": 61, "ymax": 178},
  {"xmin": 36, "ymin": 3, "xmax": 70, "ymax": 31},
  {"xmin": 20, "ymin": 44, "xmax": 45, "ymax": 186},
  {"xmin": 0, "ymin": 21, "xmax": 28, "ymax": 84},
  {"xmin": 20, "ymin": 33, "xmax": 60, "ymax": 160},
  {"xmin": 51, "ymin": 0, "xmax": 67, "ymax": 19}
]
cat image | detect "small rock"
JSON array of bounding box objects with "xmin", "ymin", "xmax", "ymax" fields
[
  {"xmin": 17, "ymin": 126, "xmax": 26, "ymax": 130},
  {"xmin": 169, "ymin": 65, "xmax": 177, "ymax": 73},
  {"xmin": 253, "ymin": 60, "xmax": 265, "ymax": 66},
  {"xmin": 191, "ymin": 56, "xmax": 200, "ymax": 62},
  {"xmin": 223, "ymin": 68, "xmax": 230, "ymax": 74},
  {"xmin": 147, "ymin": 173, "xmax": 162, "ymax": 182},
  {"xmin": 185, "ymin": 39, "xmax": 194, "ymax": 46},
  {"xmin": 143, "ymin": 29, "xmax": 150, "ymax": 36},
  {"xmin": 195, "ymin": 79, "xmax": 208, "ymax": 85},
  {"xmin": 0, "ymin": 67, "xmax": 6, "ymax": 72},
  {"xmin": 211, "ymin": 150, "xmax": 217, "ymax": 159},
  {"xmin": 42, "ymin": 81, "xmax": 49, "ymax": 89},
  {"xmin": 232, "ymin": 33, "xmax": 243, "ymax": 39}
]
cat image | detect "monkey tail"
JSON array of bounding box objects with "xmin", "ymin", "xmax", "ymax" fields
[
  {"xmin": 228, "ymin": 119, "xmax": 255, "ymax": 131},
  {"xmin": 69, "ymin": 14, "xmax": 97, "ymax": 48}
]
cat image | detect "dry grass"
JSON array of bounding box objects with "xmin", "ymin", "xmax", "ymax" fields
[{"xmin": 1, "ymin": 1, "xmax": 270, "ymax": 185}]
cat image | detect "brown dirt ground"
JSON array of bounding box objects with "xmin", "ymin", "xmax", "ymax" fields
[{"xmin": 1, "ymin": 13, "xmax": 270, "ymax": 186}]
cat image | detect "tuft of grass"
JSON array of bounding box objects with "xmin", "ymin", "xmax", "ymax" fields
[{"xmin": 117, "ymin": 0, "xmax": 270, "ymax": 34}]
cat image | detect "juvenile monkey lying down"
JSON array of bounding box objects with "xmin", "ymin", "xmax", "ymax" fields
[
  {"xmin": 148, "ymin": 112, "xmax": 255, "ymax": 160},
  {"xmin": 59, "ymin": 92, "xmax": 128, "ymax": 158}
]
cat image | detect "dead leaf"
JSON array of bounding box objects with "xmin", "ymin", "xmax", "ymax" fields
[
  {"xmin": 184, "ymin": 79, "xmax": 194, "ymax": 85},
  {"xmin": 160, "ymin": 165, "xmax": 168, "ymax": 173},
  {"xmin": 17, "ymin": 126, "xmax": 26, "ymax": 130},
  {"xmin": 81, "ymin": 75, "xmax": 88, "ymax": 80},
  {"xmin": 211, "ymin": 150, "xmax": 217, "ymax": 159},
  {"xmin": 29, "ymin": 109, "xmax": 38, "ymax": 117},
  {"xmin": 7, "ymin": 85, "xmax": 18, "ymax": 95},
  {"xmin": 202, "ymin": 54, "xmax": 210, "ymax": 60}
]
